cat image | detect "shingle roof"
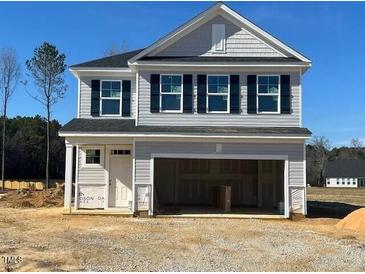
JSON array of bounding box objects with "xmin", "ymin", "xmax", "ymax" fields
[
  {"xmin": 59, "ymin": 118, "xmax": 311, "ymax": 137},
  {"xmin": 138, "ymin": 56, "xmax": 302, "ymax": 63},
  {"xmin": 324, "ymin": 159, "xmax": 365, "ymax": 178},
  {"xmin": 70, "ymin": 49, "xmax": 144, "ymax": 68}
]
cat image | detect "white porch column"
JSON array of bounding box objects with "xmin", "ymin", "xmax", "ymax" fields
[{"xmin": 64, "ymin": 141, "xmax": 74, "ymax": 213}]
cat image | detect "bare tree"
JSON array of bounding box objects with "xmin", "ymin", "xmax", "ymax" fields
[
  {"xmin": 310, "ymin": 136, "xmax": 331, "ymax": 186},
  {"xmin": 0, "ymin": 48, "xmax": 20, "ymax": 191},
  {"xmin": 25, "ymin": 42, "xmax": 67, "ymax": 189},
  {"xmin": 350, "ymin": 138, "xmax": 364, "ymax": 159},
  {"xmin": 103, "ymin": 40, "xmax": 129, "ymax": 56}
]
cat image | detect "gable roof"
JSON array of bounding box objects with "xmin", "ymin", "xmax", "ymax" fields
[
  {"xmin": 70, "ymin": 48, "xmax": 144, "ymax": 68},
  {"xmin": 129, "ymin": 2, "xmax": 311, "ymax": 65},
  {"xmin": 324, "ymin": 159, "xmax": 365, "ymax": 178}
]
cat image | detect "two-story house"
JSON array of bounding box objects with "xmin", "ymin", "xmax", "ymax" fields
[{"xmin": 59, "ymin": 2, "xmax": 311, "ymax": 218}]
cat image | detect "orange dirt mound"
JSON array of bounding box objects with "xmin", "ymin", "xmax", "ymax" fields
[
  {"xmin": 336, "ymin": 208, "xmax": 365, "ymax": 235},
  {"xmin": 0, "ymin": 188, "xmax": 64, "ymax": 208}
]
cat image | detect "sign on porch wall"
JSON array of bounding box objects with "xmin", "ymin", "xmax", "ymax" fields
[
  {"xmin": 136, "ymin": 185, "xmax": 150, "ymax": 211},
  {"xmin": 78, "ymin": 185, "xmax": 105, "ymax": 209}
]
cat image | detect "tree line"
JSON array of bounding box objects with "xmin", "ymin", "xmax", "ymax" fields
[
  {"xmin": 0, "ymin": 42, "xmax": 66, "ymax": 190},
  {"xmin": 0, "ymin": 116, "xmax": 64, "ymax": 180}
]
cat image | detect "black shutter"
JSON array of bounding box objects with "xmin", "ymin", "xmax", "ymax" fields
[
  {"xmin": 122, "ymin": 80, "xmax": 131, "ymax": 117},
  {"xmin": 150, "ymin": 74, "xmax": 160, "ymax": 113},
  {"xmin": 183, "ymin": 74, "xmax": 193, "ymax": 113},
  {"xmin": 197, "ymin": 75, "xmax": 207, "ymax": 113},
  {"xmin": 91, "ymin": 80, "xmax": 100, "ymax": 117},
  {"xmin": 230, "ymin": 75, "xmax": 240, "ymax": 113},
  {"xmin": 247, "ymin": 75, "xmax": 257, "ymax": 114},
  {"xmin": 280, "ymin": 75, "xmax": 291, "ymax": 114}
]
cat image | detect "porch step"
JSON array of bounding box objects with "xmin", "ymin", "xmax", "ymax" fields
[{"xmin": 65, "ymin": 209, "xmax": 133, "ymax": 217}]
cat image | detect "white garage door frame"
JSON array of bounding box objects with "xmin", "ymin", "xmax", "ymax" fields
[{"xmin": 150, "ymin": 153, "xmax": 289, "ymax": 218}]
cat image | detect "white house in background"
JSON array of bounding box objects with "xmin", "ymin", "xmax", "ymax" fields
[
  {"xmin": 325, "ymin": 159, "xmax": 365, "ymax": 188},
  {"xmin": 59, "ymin": 2, "xmax": 312, "ymax": 218}
]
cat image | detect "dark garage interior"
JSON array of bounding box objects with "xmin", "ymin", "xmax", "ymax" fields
[{"xmin": 154, "ymin": 158, "xmax": 285, "ymax": 215}]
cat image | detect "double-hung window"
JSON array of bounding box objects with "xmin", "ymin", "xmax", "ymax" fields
[
  {"xmin": 257, "ymin": 75, "xmax": 280, "ymax": 113},
  {"xmin": 101, "ymin": 81, "xmax": 121, "ymax": 115},
  {"xmin": 85, "ymin": 149, "xmax": 101, "ymax": 165},
  {"xmin": 160, "ymin": 75, "xmax": 182, "ymax": 112},
  {"xmin": 207, "ymin": 75, "xmax": 229, "ymax": 112}
]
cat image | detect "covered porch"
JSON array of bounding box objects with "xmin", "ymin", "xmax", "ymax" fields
[{"xmin": 63, "ymin": 137, "xmax": 135, "ymax": 215}]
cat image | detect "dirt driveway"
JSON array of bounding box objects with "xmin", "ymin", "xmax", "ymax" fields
[{"xmin": 1, "ymin": 207, "xmax": 365, "ymax": 272}]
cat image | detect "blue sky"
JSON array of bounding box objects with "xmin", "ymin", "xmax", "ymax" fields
[{"xmin": 0, "ymin": 1, "xmax": 364, "ymax": 147}]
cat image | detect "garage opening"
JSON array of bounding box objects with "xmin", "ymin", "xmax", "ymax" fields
[{"xmin": 154, "ymin": 158, "xmax": 285, "ymax": 216}]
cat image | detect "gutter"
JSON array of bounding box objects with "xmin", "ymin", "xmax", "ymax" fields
[{"xmin": 59, "ymin": 131, "xmax": 311, "ymax": 139}]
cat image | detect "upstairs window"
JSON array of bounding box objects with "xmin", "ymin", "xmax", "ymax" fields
[
  {"xmin": 160, "ymin": 75, "xmax": 182, "ymax": 112},
  {"xmin": 207, "ymin": 75, "xmax": 229, "ymax": 112},
  {"xmin": 101, "ymin": 81, "xmax": 121, "ymax": 115},
  {"xmin": 257, "ymin": 75, "xmax": 280, "ymax": 113},
  {"xmin": 212, "ymin": 24, "xmax": 225, "ymax": 52}
]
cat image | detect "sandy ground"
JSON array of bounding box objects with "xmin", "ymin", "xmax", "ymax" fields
[
  {"xmin": 0, "ymin": 187, "xmax": 364, "ymax": 271},
  {"xmin": 0, "ymin": 206, "xmax": 365, "ymax": 272}
]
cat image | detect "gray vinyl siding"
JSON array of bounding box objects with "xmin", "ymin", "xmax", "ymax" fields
[
  {"xmin": 134, "ymin": 141, "xmax": 306, "ymax": 212},
  {"xmin": 138, "ymin": 70, "xmax": 301, "ymax": 127},
  {"xmin": 150, "ymin": 15, "xmax": 282, "ymax": 58},
  {"xmin": 79, "ymin": 76, "xmax": 136, "ymax": 119},
  {"xmin": 77, "ymin": 146, "xmax": 106, "ymax": 185}
]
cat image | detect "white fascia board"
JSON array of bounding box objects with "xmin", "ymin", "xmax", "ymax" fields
[
  {"xmin": 128, "ymin": 2, "xmax": 311, "ymax": 66},
  {"xmin": 69, "ymin": 67, "xmax": 134, "ymax": 78},
  {"xmin": 133, "ymin": 61, "xmax": 311, "ymax": 68},
  {"xmin": 59, "ymin": 132, "xmax": 310, "ymax": 140},
  {"xmin": 128, "ymin": 2, "xmax": 222, "ymax": 64},
  {"xmin": 219, "ymin": 5, "xmax": 311, "ymax": 63}
]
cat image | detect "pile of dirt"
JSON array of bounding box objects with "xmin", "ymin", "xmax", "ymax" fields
[
  {"xmin": 0, "ymin": 188, "xmax": 64, "ymax": 208},
  {"xmin": 336, "ymin": 208, "xmax": 365, "ymax": 235}
]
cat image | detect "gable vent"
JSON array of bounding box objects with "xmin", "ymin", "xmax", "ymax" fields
[{"xmin": 212, "ymin": 24, "xmax": 225, "ymax": 52}]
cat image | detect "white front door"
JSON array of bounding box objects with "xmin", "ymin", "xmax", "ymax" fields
[{"xmin": 109, "ymin": 155, "xmax": 132, "ymax": 208}]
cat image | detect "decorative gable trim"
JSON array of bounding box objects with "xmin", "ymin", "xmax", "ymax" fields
[{"xmin": 128, "ymin": 2, "xmax": 311, "ymax": 65}]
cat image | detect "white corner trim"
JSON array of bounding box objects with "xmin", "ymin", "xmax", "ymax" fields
[
  {"xmin": 77, "ymin": 78, "xmax": 81, "ymax": 118},
  {"xmin": 135, "ymin": 71, "xmax": 139, "ymax": 126}
]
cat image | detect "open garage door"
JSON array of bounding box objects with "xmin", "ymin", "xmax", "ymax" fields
[{"xmin": 154, "ymin": 158, "xmax": 285, "ymax": 216}]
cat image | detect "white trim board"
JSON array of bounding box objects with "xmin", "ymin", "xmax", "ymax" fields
[
  {"xmin": 128, "ymin": 2, "xmax": 311, "ymax": 65},
  {"xmin": 60, "ymin": 132, "xmax": 310, "ymax": 140}
]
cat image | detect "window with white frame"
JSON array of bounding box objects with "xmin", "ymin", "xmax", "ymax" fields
[
  {"xmin": 257, "ymin": 75, "xmax": 280, "ymax": 113},
  {"xmin": 207, "ymin": 75, "xmax": 229, "ymax": 112},
  {"xmin": 160, "ymin": 75, "xmax": 182, "ymax": 112},
  {"xmin": 101, "ymin": 81, "xmax": 121, "ymax": 115},
  {"xmin": 85, "ymin": 149, "xmax": 101, "ymax": 164},
  {"xmin": 212, "ymin": 24, "xmax": 225, "ymax": 52}
]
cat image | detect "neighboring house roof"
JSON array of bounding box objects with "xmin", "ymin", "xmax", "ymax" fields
[
  {"xmin": 59, "ymin": 118, "xmax": 311, "ymax": 137},
  {"xmin": 324, "ymin": 159, "xmax": 365, "ymax": 178},
  {"xmin": 70, "ymin": 48, "xmax": 144, "ymax": 68}
]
